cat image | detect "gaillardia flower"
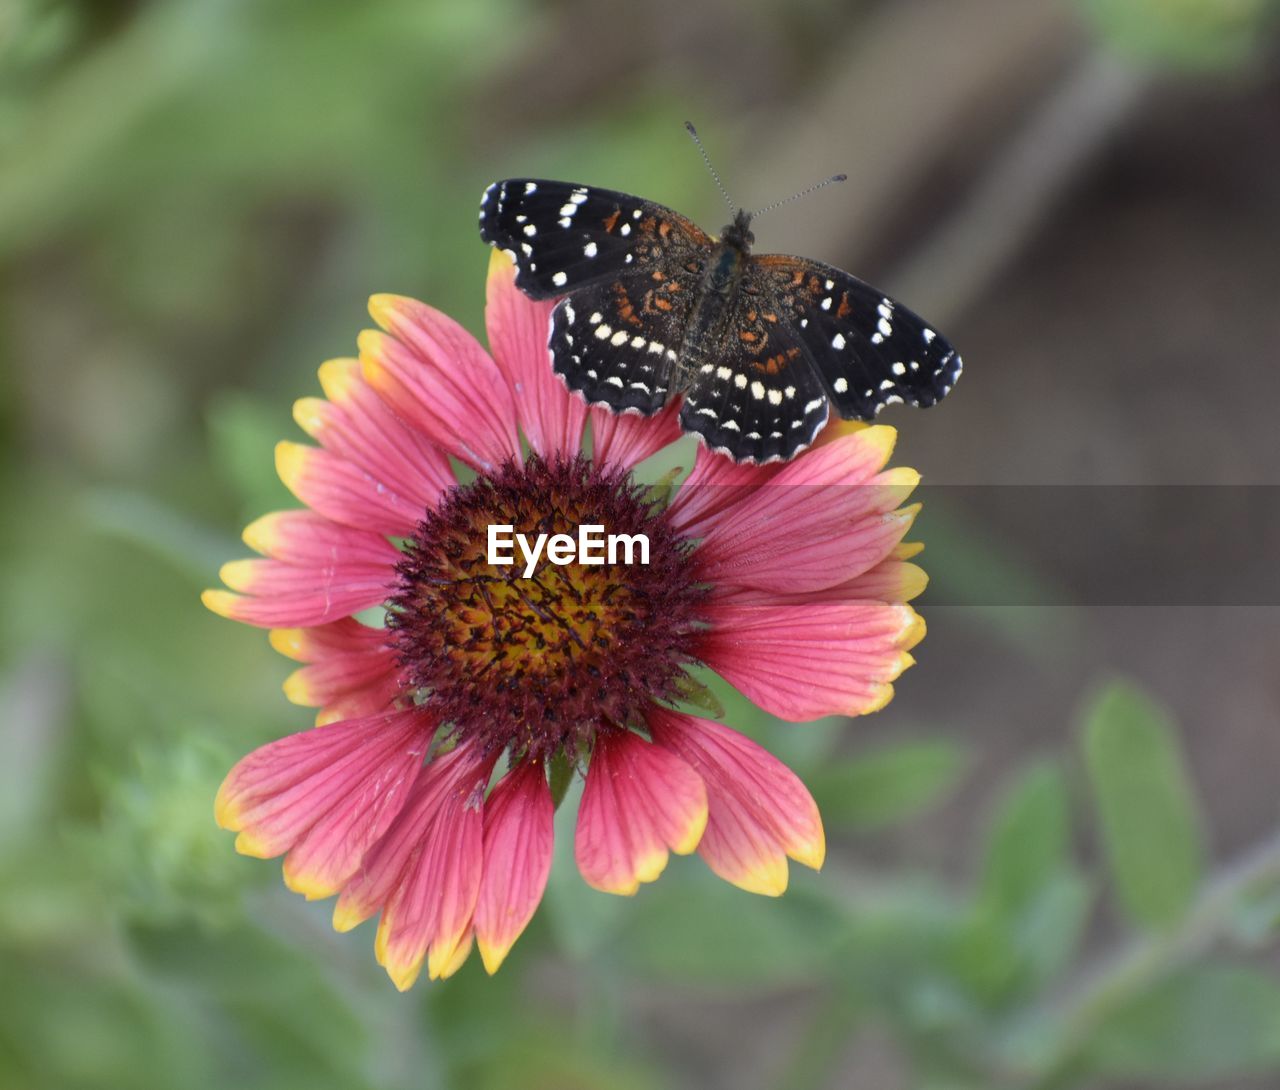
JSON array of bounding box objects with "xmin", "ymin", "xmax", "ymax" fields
[{"xmin": 205, "ymin": 251, "xmax": 926, "ymax": 989}]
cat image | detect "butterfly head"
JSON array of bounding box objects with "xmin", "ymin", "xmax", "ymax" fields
[{"xmin": 720, "ymin": 208, "xmax": 755, "ymax": 252}]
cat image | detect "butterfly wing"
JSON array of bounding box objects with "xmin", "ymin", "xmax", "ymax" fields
[
  {"xmin": 548, "ymin": 278, "xmax": 693, "ymax": 416},
  {"xmin": 678, "ymin": 295, "xmax": 830, "ymax": 463},
  {"xmin": 751, "ymin": 255, "xmax": 962, "ymax": 419},
  {"xmin": 479, "ymin": 179, "xmax": 713, "ymax": 300}
]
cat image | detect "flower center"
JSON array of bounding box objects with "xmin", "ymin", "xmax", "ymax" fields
[{"xmin": 388, "ymin": 456, "xmax": 706, "ymax": 761}]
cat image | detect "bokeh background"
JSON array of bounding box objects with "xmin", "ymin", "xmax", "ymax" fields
[{"xmin": 3, "ymin": 1, "xmax": 1280, "ymax": 1088}]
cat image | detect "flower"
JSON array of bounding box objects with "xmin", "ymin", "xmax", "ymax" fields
[{"xmin": 205, "ymin": 251, "xmax": 927, "ymax": 989}]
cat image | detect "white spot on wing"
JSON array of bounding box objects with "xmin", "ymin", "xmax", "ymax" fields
[{"xmin": 552, "ymin": 271, "xmax": 567, "ymax": 287}]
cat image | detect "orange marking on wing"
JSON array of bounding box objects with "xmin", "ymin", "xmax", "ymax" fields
[
  {"xmin": 752, "ymin": 347, "xmax": 801, "ymax": 375},
  {"xmin": 612, "ymin": 282, "xmax": 643, "ymax": 327},
  {"xmin": 836, "ymin": 294, "xmax": 852, "ymax": 319},
  {"xmin": 603, "ymin": 209, "xmax": 621, "ymax": 232}
]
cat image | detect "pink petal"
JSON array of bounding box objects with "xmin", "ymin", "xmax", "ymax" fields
[
  {"xmin": 361, "ymin": 296, "xmax": 521, "ymax": 473},
  {"xmin": 215, "ymin": 709, "xmax": 432, "ymax": 900},
  {"xmin": 590, "ymin": 400, "xmax": 683, "ymax": 469},
  {"xmin": 375, "ymin": 743, "xmax": 495, "ymax": 988},
  {"xmin": 699, "ymin": 598, "xmax": 924, "ymax": 721},
  {"xmin": 485, "ymin": 251, "xmax": 587, "ymax": 460},
  {"xmin": 269, "ymin": 621, "xmax": 402, "ymax": 721},
  {"xmin": 274, "ymin": 439, "xmax": 425, "ymax": 537},
  {"xmin": 334, "ymin": 741, "xmax": 495, "ymax": 990},
  {"xmin": 666, "ymin": 442, "xmax": 785, "ymax": 535},
  {"xmin": 294, "ymin": 357, "xmax": 455, "ymax": 513},
  {"xmin": 688, "ymin": 428, "xmax": 919, "ymax": 593},
  {"xmin": 208, "ymin": 554, "xmax": 392, "ymax": 629},
  {"xmin": 333, "ymin": 742, "xmax": 476, "ymax": 928},
  {"xmin": 575, "ymin": 729, "xmax": 708, "ymax": 895},
  {"xmin": 474, "ymin": 760, "xmax": 554, "ymax": 974},
  {"xmin": 241, "ymin": 510, "xmax": 403, "ymax": 568},
  {"xmin": 647, "ymin": 707, "xmax": 824, "ymax": 895}
]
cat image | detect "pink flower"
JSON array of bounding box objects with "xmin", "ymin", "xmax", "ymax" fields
[{"xmin": 205, "ymin": 252, "xmax": 926, "ymax": 989}]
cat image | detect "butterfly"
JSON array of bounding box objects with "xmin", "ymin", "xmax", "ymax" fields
[{"xmin": 479, "ymin": 177, "xmax": 961, "ymax": 463}]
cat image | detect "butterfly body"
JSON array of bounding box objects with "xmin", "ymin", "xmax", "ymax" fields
[{"xmin": 479, "ymin": 179, "xmax": 961, "ymax": 463}]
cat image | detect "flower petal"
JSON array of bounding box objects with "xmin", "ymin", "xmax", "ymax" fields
[
  {"xmin": 718, "ymin": 554, "xmax": 929, "ymax": 609},
  {"xmin": 274, "ymin": 439, "xmax": 424, "ymax": 537},
  {"xmin": 206, "ymin": 511, "xmax": 401, "ymax": 628},
  {"xmin": 362, "ymin": 295, "xmax": 521, "ymax": 473},
  {"xmin": 666, "ymin": 441, "xmax": 785, "ymax": 535},
  {"xmin": 485, "ymin": 250, "xmax": 587, "ymax": 460},
  {"xmin": 375, "ymin": 743, "xmax": 495, "ymax": 989},
  {"xmin": 474, "ymin": 760, "xmax": 554, "ymax": 974},
  {"xmin": 575, "ymin": 729, "xmax": 708, "ymax": 895},
  {"xmin": 590, "ymin": 401, "xmax": 684, "ymax": 469},
  {"xmin": 647, "ymin": 707, "xmax": 824, "ymax": 896},
  {"xmin": 700, "ymin": 599, "xmax": 924, "ymax": 720},
  {"xmin": 214, "ymin": 709, "xmax": 432, "ymax": 899},
  {"xmin": 688, "ymin": 428, "xmax": 918, "ymax": 593},
  {"xmin": 270, "ymin": 621, "xmax": 402, "ymax": 723},
  {"xmin": 334, "ymin": 741, "xmax": 494, "ymax": 990},
  {"xmin": 294, "ymin": 357, "xmax": 455, "ymax": 513}
]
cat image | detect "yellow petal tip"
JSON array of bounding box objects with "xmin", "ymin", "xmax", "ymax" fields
[
  {"xmin": 367, "ymin": 295, "xmax": 409, "ymax": 331},
  {"xmin": 201, "ymin": 588, "xmax": 240, "ymax": 619}
]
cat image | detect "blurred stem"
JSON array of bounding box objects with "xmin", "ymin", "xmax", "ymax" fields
[{"xmin": 1018, "ymin": 827, "xmax": 1280, "ymax": 1087}]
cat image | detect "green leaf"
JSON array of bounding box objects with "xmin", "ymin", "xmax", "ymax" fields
[
  {"xmin": 1084, "ymin": 965, "xmax": 1280, "ymax": 1080},
  {"xmin": 1082, "ymin": 681, "xmax": 1204, "ymax": 929},
  {"xmin": 979, "ymin": 762, "xmax": 1071, "ymax": 916},
  {"xmin": 672, "ymin": 671, "xmax": 726, "ymax": 719},
  {"xmin": 808, "ymin": 740, "xmax": 968, "ymax": 828},
  {"xmin": 954, "ymin": 763, "xmax": 1089, "ymax": 1002}
]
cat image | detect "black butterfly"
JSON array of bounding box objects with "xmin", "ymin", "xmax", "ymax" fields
[{"xmin": 479, "ymin": 178, "xmax": 961, "ymax": 463}]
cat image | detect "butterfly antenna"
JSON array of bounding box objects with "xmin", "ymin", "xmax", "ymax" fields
[
  {"xmin": 684, "ymin": 121, "xmax": 737, "ymax": 214},
  {"xmin": 751, "ymin": 173, "xmax": 848, "ymax": 219}
]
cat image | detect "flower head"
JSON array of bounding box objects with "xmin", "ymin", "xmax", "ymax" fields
[{"xmin": 206, "ymin": 251, "xmax": 926, "ymax": 988}]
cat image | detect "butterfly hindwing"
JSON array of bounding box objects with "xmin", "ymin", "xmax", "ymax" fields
[
  {"xmin": 479, "ymin": 179, "xmax": 712, "ymax": 300},
  {"xmin": 752, "ymin": 255, "xmax": 963, "ymax": 419},
  {"xmin": 548, "ymin": 274, "xmax": 692, "ymax": 416},
  {"xmin": 679, "ymin": 296, "xmax": 830, "ymax": 462}
]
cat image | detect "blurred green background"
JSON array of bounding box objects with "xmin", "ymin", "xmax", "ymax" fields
[{"xmin": 3, "ymin": 1, "xmax": 1280, "ymax": 1088}]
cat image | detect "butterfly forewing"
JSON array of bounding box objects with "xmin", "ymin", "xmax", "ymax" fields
[
  {"xmin": 753, "ymin": 256, "xmax": 962, "ymax": 419},
  {"xmin": 479, "ymin": 179, "xmax": 712, "ymax": 300}
]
